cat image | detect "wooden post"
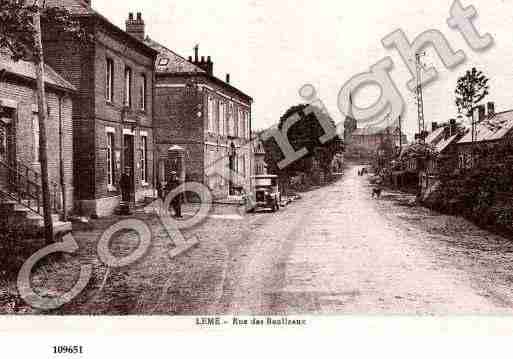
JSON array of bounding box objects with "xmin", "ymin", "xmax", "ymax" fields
[{"xmin": 33, "ymin": 6, "xmax": 54, "ymax": 243}]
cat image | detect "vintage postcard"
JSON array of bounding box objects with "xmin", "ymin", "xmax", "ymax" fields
[{"xmin": 1, "ymin": 0, "xmax": 513, "ymax": 352}]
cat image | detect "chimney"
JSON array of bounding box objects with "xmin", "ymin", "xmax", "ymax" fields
[
  {"xmin": 431, "ymin": 122, "xmax": 438, "ymax": 132},
  {"xmin": 449, "ymin": 118, "xmax": 457, "ymax": 137},
  {"xmin": 487, "ymin": 101, "xmax": 495, "ymax": 117},
  {"xmin": 226, "ymin": 73, "xmax": 230, "ymax": 83},
  {"xmin": 190, "ymin": 46, "xmax": 214, "ymax": 75},
  {"xmin": 126, "ymin": 12, "xmax": 145, "ymax": 41},
  {"xmin": 206, "ymin": 56, "xmax": 213, "ymax": 76},
  {"xmin": 476, "ymin": 104, "xmax": 486, "ymax": 123}
]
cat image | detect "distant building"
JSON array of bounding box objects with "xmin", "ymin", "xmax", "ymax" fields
[
  {"xmin": 351, "ymin": 125, "xmax": 407, "ymax": 153},
  {"xmin": 253, "ymin": 135, "xmax": 267, "ymax": 176},
  {"xmin": 418, "ymin": 119, "xmax": 466, "ymax": 195}
]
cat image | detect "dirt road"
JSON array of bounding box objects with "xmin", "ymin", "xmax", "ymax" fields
[{"xmin": 215, "ymin": 165, "xmax": 513, "ymax": 314}]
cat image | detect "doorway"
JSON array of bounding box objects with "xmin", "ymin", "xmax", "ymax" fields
[
  {"xmin": 0, "ymin": 110, "xmax": 15, "ymax": 192},
  {"xmin": 123, "ymin": 133, "xmax": 135, "ymax": 201}
]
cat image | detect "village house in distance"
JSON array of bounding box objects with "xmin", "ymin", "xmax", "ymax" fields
[
  {"xmin": 0, "ymin": 57, "xmax": 75, "ymax": 232},
  {"xmin": 42, "ymin": 0, "xmax": 158, "ymax": 217},
  {"xmin": 131, "ymin": 15, "xmax": 253, "ymax": 199}
]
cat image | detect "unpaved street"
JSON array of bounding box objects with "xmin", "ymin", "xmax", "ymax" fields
[
  {"xmin": 214, "ymin": 164, "xmax": 513, "ymax": 315},
  {"xmin": 6, "ymin": 164, "xmax": 513, "ymax": 315}
]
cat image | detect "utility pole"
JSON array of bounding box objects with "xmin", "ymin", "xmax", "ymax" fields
[
  {"xmin": 33, "ymin": 4, "xmax": 54, "ymax": 243},
  {"xmin": 414, "ymin": 52, "xmax": 426, "ymax": 143},
  {"xmin": 398, "ymin": 115, "xmax": 403, "ymax": 153}
]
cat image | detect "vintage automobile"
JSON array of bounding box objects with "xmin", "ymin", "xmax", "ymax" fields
[{"xmin": 246, "ymin": 174, "xmax": 281, "ymax": 212}]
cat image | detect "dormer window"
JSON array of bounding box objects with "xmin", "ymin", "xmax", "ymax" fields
[{"xmin": 158, "ymin": 58, "xmax": 169, "ymax": 67}]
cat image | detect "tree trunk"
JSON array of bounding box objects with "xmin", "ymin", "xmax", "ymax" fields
[{"xmin": 33, "ymin": 8, "xmax": 54, "ymax": 243}]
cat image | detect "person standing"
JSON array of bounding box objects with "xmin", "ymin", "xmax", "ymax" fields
[
  {"xmin": 119, "ymin": 167, "xmax": 132, "ymax": 215},
  {"xmin": 166, "ymin": 171, "xmax": 183, "ymax": 218}
]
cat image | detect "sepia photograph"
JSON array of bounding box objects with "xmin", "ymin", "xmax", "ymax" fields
[{"xmin": 2, "ymin": 0, "xmax": 513, "ymax": 352}]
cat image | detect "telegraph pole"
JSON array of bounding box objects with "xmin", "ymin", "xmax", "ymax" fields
[
  {"xmin": 33, "ymin": 4, "xmax": 54, "ymax": 243},
  {"xmin": 398, "ymin": 115, "xmax": 403, "ymax": 152},
  {"xmin": 414, "ymin": 52, "xmax": 426, "ymax": 143}
]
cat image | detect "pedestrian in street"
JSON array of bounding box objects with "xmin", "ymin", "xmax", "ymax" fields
[{"xmin": 166, "ymin": 171, "xmax": 183, "ymax": 218}]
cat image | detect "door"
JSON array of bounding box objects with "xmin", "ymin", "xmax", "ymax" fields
[
  {"xmin": 123, "ymin": 134, "xmax": 135, "ymax": 201},
  {"xmin": 0, "ymin": 117, "xmax": 14, "ymax": 191}
]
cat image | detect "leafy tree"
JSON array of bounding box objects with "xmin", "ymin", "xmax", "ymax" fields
[
  {"xmin": 0, "ymin": 0, "xmax": 83, "ymax": 242},
  {"xmin": 263, "ymin": 104, "xmax": 343, "ymax": 190},
  {"xmin": 455, "ymin": 67, "xmax": 489, "ymax": 119},
  {"xmin": 0, "ymin": 0, "xmax": 84, "ymax": 62}
]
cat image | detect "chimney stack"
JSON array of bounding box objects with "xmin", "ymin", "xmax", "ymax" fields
[
  {"xmin": 477, "ymin": 104, "xmax": 486, "ymax": 123},
  {"xmin": 449, "ymin": 118, "xmax": 457, "ymax": 137},
  {"xmin": 226, "ymin": 73, "xmax": 230, "ymax": 83},
  {"xmin": 487, "ymin": 101, "xmax": 495, "ymax": 117},
  {"xmin": 189, "ymin": 46, "xmax": 214, "ymax": 76},
  {"xmin": 126, "ymin": 12, "xmax": 145, "ymax": 41}
]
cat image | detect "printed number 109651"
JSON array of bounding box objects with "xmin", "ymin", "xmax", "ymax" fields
[{"xmin": 53, "ymin": 346, "xmax": 83, "ymax": 354}]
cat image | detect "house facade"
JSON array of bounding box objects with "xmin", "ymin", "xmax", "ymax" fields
[
  {"xmin": 455, "ymin": 103, "xmax": 513, "ymax": 170},
  {"xmin": 42, "ymin": 1, "xmax": 158, "ymax": 216},
  {"xmin": 418, "ymin": 119, "xmax": 466, "ymax": 196},
  {"xmin": 0, "ymin": 57, "xmax": 75, "ymax": 222},
  {"xmin": 253, "ymin": 134, "xmax": 267, "ymax": 176},
  {"xmin": 139, "ymin": 30, "xmax": 253, "ymax": 198}
]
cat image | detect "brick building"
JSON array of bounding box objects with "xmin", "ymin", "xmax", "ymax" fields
[
  {"xmin": 0, "ymin": 56, "xmax": 75, "ymax": 228},
  {"xmin": 42, "ymin": 1, "xmax": 158, "ymax": 216},
  {"xmin": 138, "ymin": 27, "xmax": 253, "ymax": 198}
]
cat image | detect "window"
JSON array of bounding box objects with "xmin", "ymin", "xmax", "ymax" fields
[
  {"xmin": 124, "ymin": 67, "xmax": 132, "ymax": 107},
  {"xmin": 106, "ymin": 58, "xmax": 114, "ymax": 102},
  {"xmin": 158, "ymin": 57, "xmax": 169, "ymax": 67},
  {"xmin": 219, "ymin": 101, "xmax": 225, "ymax": 136},
  {"xmin": 33, "ymin": 113, "xmax": 40, "ymax": 162},
  {"xmin": 140, "ymin": 134, "xmax": 148, "ymax": 184},
  {"xmin": 208, "ymin": 96, "xmax": 214, "ymax": 133},
  {"xmin": 106, "ymin": 131, "xmax": 115, "ymax": 187},
  {"xmin": 234, "ymin": 106, "xmax": 239, "ymax": 138},
  {"xmin": 239, "ymin": 109, "xmax": 245, "ymax": 139},
  {"xmin": 214, "ymin": 99, "xmax": 219, "ymax": 134},
  {"xmin": 140, "ymin": 74, "xmax": 147, "ymax": 111},
  {"xmin": 227, "ymin": 103, "xmax": 233, "ymax": 137}
]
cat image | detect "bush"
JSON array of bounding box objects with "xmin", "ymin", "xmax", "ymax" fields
[{"xmin": 423, "ymin": 157, "xmax": 513, "ymax": 235}]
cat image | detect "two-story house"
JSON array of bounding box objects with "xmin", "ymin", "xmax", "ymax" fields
[
  {"xmin": 137, "ymin": 24, "xmax": 253, "ymax": 198},
  {"xmin": 42, "ymin": 1, "xmax": 158, "ymax": 216}
]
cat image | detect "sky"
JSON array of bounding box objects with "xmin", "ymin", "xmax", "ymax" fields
[{"xmin": 93, "ymin": 0, "xmax": 513, "ymax": 141}]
